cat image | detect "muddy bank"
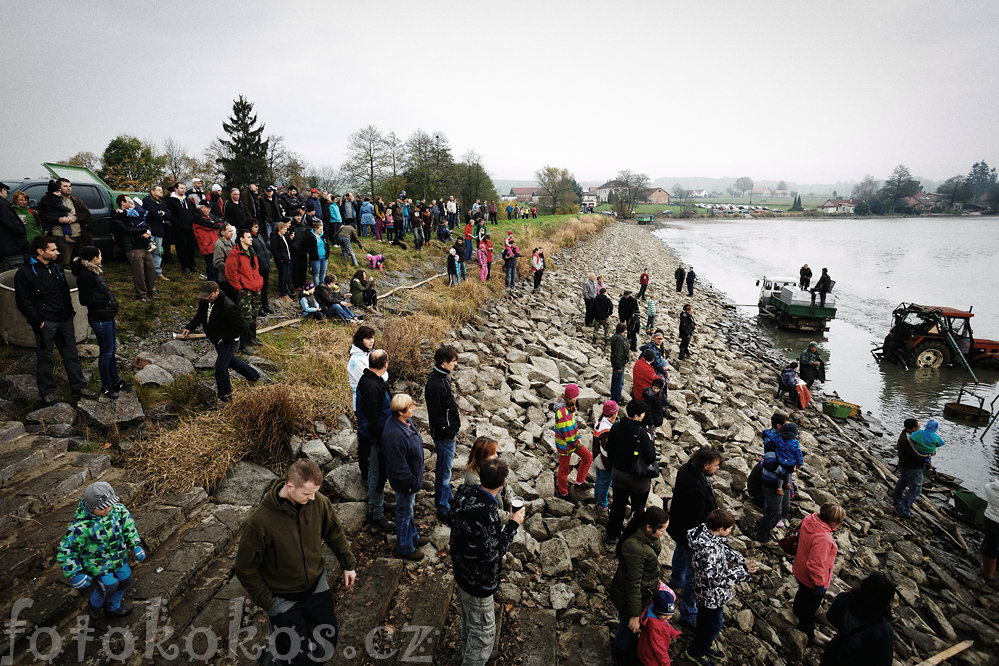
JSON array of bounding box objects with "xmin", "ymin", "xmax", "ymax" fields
[{"xmin": 424, "ymin": 220, "xmax": 996, "ymax": 665}]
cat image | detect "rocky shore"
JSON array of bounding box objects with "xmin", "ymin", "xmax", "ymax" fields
[{"xmin": 397, "ymin": 220, "xmax": 997, "ymax": 664}]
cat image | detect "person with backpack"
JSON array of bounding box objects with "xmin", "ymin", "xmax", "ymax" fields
[
  {"xmin": 823, "ymin": 572, "xmax": 896, "ymax": 666},
  {"xmin": 755, "ymin": 421, "xmax": 804, "ymax": 544},
  {"xmin": 792, "ymin": 502, "xmax": 846, "ymax": 646},
  {"xmin": 775, "ymin": 361, "xmax": 799, "ymax": 400},
  {"xmin": 605, "ymin": 401, "xmax": 658, "ymax": 546},
  {"xmin": 591, "ymin": 400, "xmax": 618, "ymax": 518},
  {"xmin": 609, "ymin": 506, "xmax": 670, "ymax": 664}
]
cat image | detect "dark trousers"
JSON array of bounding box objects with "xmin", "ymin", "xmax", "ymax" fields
[
  {"xmin": 218, "ymin": 280, "xmax": 236, "ymax": 302},
  {"xmin": 259, "ymin": 269, "xmax": 270, "ymax": 309},
  {"xmin": 34, "ymin": 318, "xmax": 86, "ymax": 397},
  {"xmin": 637, "ymin": 284, "xmax": 647, "ymax": 300},
  {"xmin": 799, "ymin": 278, "xmax": 810, "ymax": 290},
  {"xmin": 687, "ymin": 281, "xmax": 694, "ymax": 296},
  {"xmin": 533, "ymin": 269, "xmax": 543, "ymax": 289},
  {"xmin": 610, "ymin": 368, "xmax": 624, "ymax": 403},
  {"xmin": 292, "ymin": 253, "xmax": 308, "ymax": 289},
  {"xmin": 358, "ymin": 435, "xmax": 372, "ymax": 481},
  {"xmin": 792, "ymin": 581, "xmax": 824, "ymax": 640},
  {"xmin": 810, "ymin": 288, "xmax": 827, "ymax": 307},
  {"xmin": 203, "ymin": 254, "xmax": 218, "ymax": 282},
  {"xmin": 160, "ymin": 225, "xmax": 174, "ymax": 263},
  {"xmin": 213, "ymin": 339, "xmax": 259, "ymax": 399},
  {"xmin": 276, "ymin": 261, "xmax": 293, "ymax": 297},
  {"xmin": 269, "ymin": 585, "xmax": 339, "ymax": 665},
  {"xmin": 679, "ymin": 335, "xmax": 691, "ymax": 359},
  {"xmin": 626, "ymin": 317, "xmax": 639, "ymax": 351},
  {"xmin": 583, "ymin": 298, "xmax": 594, "ymax": 326},
  {"xmin": 690, "ymin": 605, "xmax": 724, "ymax": 657},
  {"xmin": 607, "ymin": 469, "xmax": 650, "ymax": 541},
  {"xmin": 676, "ymin": 277, "xmax": 684, "ymax": 293},
  {"xmin": 176, "ymin": 227, "xmax": 197, "ymax": 270},
  {"xmin": 755, "ymin": 485, "xmax": 791, "ymax": 542}
]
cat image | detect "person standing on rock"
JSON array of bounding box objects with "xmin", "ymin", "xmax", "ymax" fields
[
  {"xmin": 71, "ymin": 246, "xmax": 131, "ymax": 400},
  {"xmin": 582, "ymin": 273, "xmax": 598, "ymax": 326},
  {"xmin": 531, "ymin": 247, "xmax": 545, "ymax": 291},
  {"xmin": 235, "ymin": 459, "xmax": 357, "ymax": 664},
  {"xmin": 799, "ymin": 264, "xmax": 812, "ymax": 291},
  {"xmin": 605, "ymin": 401, "xmax": 658, "ymax": 546},
  {"xmin": 632, "ymin": 348, "xmax": 659, "ymax": 401},
  {"xmin": 666, "ymin": 446, "xmax": 722, "ymax": 627},
  {"xmin": 618, "ymin": 290, "xmax": 640, "ymax": 352},
  {"xmin": 754, "ymin": 421, "xmax": 803, "ymax": 544},
  {"xmin": 450, "ymin": 459, "xmax": 525, "ymax": 666},
  {"xmin": 798, "ymin": 342, "xmax": 826, "ymax": 387},
  {"xmin": 426, "ymin": 345, "xmax": 461, "ymax": 524},
  {"xmin": 892, "ymin": 417, "xmax": 923, "ymax": 519},
  {"xmin": 684, "ymin": 510, "xmax": 759, "ymax": 666},
  {"xmin": 637, "ymin": 268, "xmax": 650, "ymax": 301},
  {"xmin": 609, "ymin": 506, "xmax": 670, "ymax": 663},
  {"xmin": 823, "ymin": 572, "xmax": 896, "ymax": 666},
  {"xmin": 180, "ymin": 281, "xmax": 260, "ymax": 403},
  {"xmin": 57, "ymin": 481, "xmax": 146, "ymax": 620},
  {"xmin": 685, "ymin": 266, "xmax": 696, "ymax": 296},
  {"xmin": 592, "ymin": 287, "xmax": 614, "ymax": 350},
  {"xmin": 592, "ymin": 400, "xmax": 618, "ymax": 517},
  {"xmin": 502, "ymin": 234, "xmax": 520, "ymax": 289},
  {"xmin": 347, "ymin": 325, "xmax": 378, "ymax": 414},
  {"xmin": 14, "ymin": 236, "xmax": 96, "ymax": 405},
  {"xmin": 610, "ymin": 323, "xmax": 629, "ymax": 404},
  {"xmin": 553, "ymin": 383, "xmax": 593, "ymax": 502},
  {"xmin": 679, "ymin": 303, "xmax": 696, "ymax": 361},
  {"xmin": 792, "ymin": 502, "xmax": 845, "ymax": 646},
  {"xmin": 383, "ymin": 393, "xmax": 427, "ymax": 561},
  {"xmin": 225, "ymin": 228, "xmax": 264, "ymax": 352},
  {"xmin": 357, "ymin": 349, "xmax": 394, "ymax": 533},
  {"xmin": 675, "ymin": 264, "xmax": 686, "ymax": 293}
]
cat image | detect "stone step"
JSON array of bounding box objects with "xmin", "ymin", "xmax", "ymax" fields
[
  {"xmin": 560, "ymin": 623, "xmax": 610, "ymax": 664},
  {"xmin": 0, "ymin": 420, "xmax": 27, "ymax": 445},
  {"xmin": 0, "ymin": 450, "xmax": 110, "ymax": 532},
  {"xmin": 333, "ymin": 557, "xmax": 406, "ymax": 664},
  {"xmin": 382, "ymin": 569, "xmax": 456, "ymax": 665},
  {"xmin": 517, "ymin": 607, "xmax": 557, "ymax": 666},
  {"xmin": 0, "ymin": 433, "xmax": 68, "ymax": 487}
]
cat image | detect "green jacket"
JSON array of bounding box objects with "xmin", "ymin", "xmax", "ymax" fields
[
  {"xmin": 610, "ymin": 333, "xmax": 630, "ymax": 371},
  {"xmin": 13, "ymin": 204, "xmax": 42, "ymax": 242},
  {"xmin": 610, "ymin": 528, "xmax": 662, "ymax": 617},
  {"xmin": 234, "ymin": 480, "xmax": 356, "ymax": 611},
  {"xmin": 56, "ymin": 501, "xmax": 141, "ymax": 580}
]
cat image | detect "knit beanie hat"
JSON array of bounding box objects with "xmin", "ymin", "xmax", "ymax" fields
[
  {"xmin": 780, "ymin": 422, "xmax": 799, "ymax": 439},
  {"xmin": 925, "ymin": 419, "xmax": 939, "ymax": 433},
  {"xmin": 83, "ymin": 482, "xmax": 120, "ymax": 513},
  {"xmin": 652, "ymin": 588, "xmax": 676, "ymax": 615},
  {"xmin": 564, "ymin": 383, "xmax": 580, "ymax": 399},
  {"xmin": 602, "ymin": 400, "xmax": 619, "ymax": 416}
]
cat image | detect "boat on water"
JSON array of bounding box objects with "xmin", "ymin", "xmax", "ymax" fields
[{"xmin": 755, "ymin": 276, "xmax": 837, "ymax": 332}]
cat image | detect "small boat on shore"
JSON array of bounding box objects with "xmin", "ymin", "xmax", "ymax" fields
[{"xmin": 823, "ymin": 398, "xmax": 860, "ymax": 419}]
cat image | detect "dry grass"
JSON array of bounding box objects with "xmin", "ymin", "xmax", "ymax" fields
[{"xmin": 377, "ymin": 313, "xmax": 450, "ymax": 383}]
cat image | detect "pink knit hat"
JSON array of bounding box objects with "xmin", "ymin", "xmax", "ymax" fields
[
  {"xmin": 602, "ymin": 400, "xmax": 619, "ymax": 416},
  {"xmin": 564, "ymin": 383, "xmax": 580, "ymax": 399}
]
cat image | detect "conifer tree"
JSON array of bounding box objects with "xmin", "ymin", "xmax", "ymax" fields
[{"xmin": 217, "ymin": 95, "xmax": 269, "ymax": 189}]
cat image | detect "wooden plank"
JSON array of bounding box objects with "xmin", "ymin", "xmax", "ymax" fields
[{"xmin": 913, "ymin": 639, "xmax": 974, "ymax": 666}]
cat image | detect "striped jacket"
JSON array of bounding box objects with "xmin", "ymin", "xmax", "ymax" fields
[{"xmin": 553, "ymin": 400, "xmax": 581, "ymax": 456}]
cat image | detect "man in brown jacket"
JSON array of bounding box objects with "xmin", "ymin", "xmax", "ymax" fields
[
  {"xmin": 36, "ymin": 178, "xmax": 92, "ymax": 268},
  {"xmin": 235, "ymin": 459, "xmax": 357, "ymax": 663}
]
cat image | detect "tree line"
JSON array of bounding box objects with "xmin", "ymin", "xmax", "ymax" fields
[{"xmin": 850, "ymin": 161, "xmax": 998, "ymax": 215}]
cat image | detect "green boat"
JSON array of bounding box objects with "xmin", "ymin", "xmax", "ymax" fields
[{"xmin": 953, "ymin": 489, "xmax": 987, "ymax": 528}]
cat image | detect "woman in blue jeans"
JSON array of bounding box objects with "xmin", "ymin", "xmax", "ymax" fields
[
  {"xmin": 306, "ymin": 221, "xmax": 329, "ymax": 286},
  {"xmin": 382, "ymin": 393, "xmax": 427, "ymax": 561},
  {"xmin": 71, "ymin": 247, "xmax": 131, "ymax": 399}
]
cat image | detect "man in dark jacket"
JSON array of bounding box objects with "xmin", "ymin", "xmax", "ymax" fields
[
  {"xmin": 234, "ymin": 459, "xmax": 356, "ymax": 664},
  {"xmin": 609, "ymin": 322, "xmax": 629, "ymax": 403},
  {"xmin": 605, "ymin": 401, "xmax": 657, "ymax": 544},
  {"xmin": 280, "ymin": 186, "xmax": 304, "ymax": 216},
  {"xmin": 259, "ymin": 185, "xmax": 283, "ymax": 238},
  {"xmin": 14, "ymin": 236, "xmax": 95, "ymax": 404},
  {"xmin": 666, "ymin": 446, "xmax": 721, "ymax": 626},
  {"xmin": 425, "ymin": 345, "xmax": 461, "ymax": 523},
  {"xmin": 383, "ymin": 393, "xmax": 427, "ymax": 560},
  {"xmin": 245, "ymin": 183, "xmax": 261, "ymax": 223},
  {"xmin": 166, "ymin": 183, "xmax": 198, "ymax": 273},
  {"xmin": 892, "ymin": 418, "xmax": 923, "ymax": 518},
  {"xmin": 685, "ymin": 266, "xmax": 696, "ymax": 296},
  {"xmin": 356, "ymin": 350, "xmax": 394, "ymax": 532},
  {"xmin": 142, "ymin": 185, "xmax": 173, "ymax": 276},
  {"xmin": 36, "ymin": 179, "xmax": 92, "ymax": 268},
  {"xmin": 180, "ymin": 281, "xmax": 259, "ymax": 402},
  {"xmin": 799, "ymin": 264, "xmax": 813, "ymax": 290},
  {"xmin": 674, "ymin": 264, "xmax": 686, "ymax": 293},
  {"xmin": 450, "ymin": 459, "xmax": 525, "ymax": 665},
  {"xmin": 223, "ymin": 188, "xmax": 248, "ymax": 231},
  {"xmin": 810, "ymin": 267, "xmax": 832, "ymax": 307},
  {"xmin": 618, "ymin": 291, "xmax": 640, "ymax": 352},
  {"xmin": 679, "ymin": 303, "xmax": 696, "ymax": 360},
  {"xmin": 0, "ymin": 181, "xmax": 29, "ymax": 271},
  {"xmin": 592, "ymin": 287, "xmax": 614, "ymax": 349}
]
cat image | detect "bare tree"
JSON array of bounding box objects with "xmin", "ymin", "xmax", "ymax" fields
[
  {"xmin": 612, "ymin": 170, "xmax": 651, "ymax": 217},
  {"xmin": 671, "ymin": 183, "xmax": 693, "ymax": 211},
  {"xmin": 341, "ymin": 125, "xmax": 387, "ymax": 197},
  {"xmin": 851, "ymin": 174, "xmax": 880, "ymax": 203},
  {"xmin": 65, "ymin": 151, "xmax": 100, "ymax": 171},
  {"xmin": 734, "ymin": 176, "xmax": 754, "ymax": 196},
  {"xmin": 162, "ymin": 137, "xmax": 191, "ymax": 183},
  {"xmin": 305, "ymin": 165, "xmax": 349, "ymax": 194}
]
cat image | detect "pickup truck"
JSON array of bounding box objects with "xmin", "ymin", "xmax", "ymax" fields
[{"xmin": 2, "ymin": 163, "xmax": 145, "ymax": 258}]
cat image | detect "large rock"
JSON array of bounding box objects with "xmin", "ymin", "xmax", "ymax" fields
[
  {"xmin": 214, "ymin": 461, "xmax": 277, "ymax": 505},
  {"xmin": 157, "ymin": 339, "xmax": 201, "ymax": 361},
  {"xmin": 301, "ymin": 439, "xmax": 334, "ymax": 470},
  {"xmin": 148, "ymin": 354, "xmax": 195, "ymax": 378},
  {"xmin": 195, "ymin": 349, "xmax": 218, "ymax": 371},
  {"xmin": 324, "ymin": 463, "xmax": 367, "ymax": 501},
  {"xmin": 333, "ymin": 501, "xmax": 368, "ymax": 534},
  {"xmin": 560, "ymin": 525, "xmax": 604, "ymax": 561},
  {"xmin": 77, "ymin": 392, "xmax": 145, "ymax": 428},
  {"xmin": 575, "ymin": 386, "xmax": 601, "ymax": 414},
  {"xmin": 0, "ymin": 374, "xmax": 37, "ymax": 401},
  {"xmin": 539, "ymin": 537, "xmax": 572, "ymax": 576},
  {"xmin": 136, "ymin": 364, "xmax": 174, "ymax": 386},
  {"xmin": 549, "ymin": 582, "xmax": 575, "ymax": 611},
  {"xmin": 25, "ymin": 402, "xmax": 76, "ymax": 426}
]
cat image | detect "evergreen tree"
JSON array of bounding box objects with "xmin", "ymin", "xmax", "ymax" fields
[{"xmin": 217, "ymin": 95, "xmax": 269, "ymax": 189}]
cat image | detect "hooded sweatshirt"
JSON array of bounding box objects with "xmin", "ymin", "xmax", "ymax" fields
[
  {"xmin": 637, "ymin": 604, "xmax": 682, "ymax": 666},
  {"xmin": 688, "ymin": 523, "xmax": 751, "ymax": 609},
  {"xmin": 792, "ymin": 512, "xmax": 838, "ymax": 589}
]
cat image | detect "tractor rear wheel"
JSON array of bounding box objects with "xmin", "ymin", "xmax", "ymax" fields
[{"xmin": 912, "ymin": 340, "xmax": 952, "ymax": 369}]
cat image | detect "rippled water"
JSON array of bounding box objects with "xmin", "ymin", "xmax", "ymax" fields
[{"xmin": 655, "ymin": 216, "xmax": 999, "ymax": 493}]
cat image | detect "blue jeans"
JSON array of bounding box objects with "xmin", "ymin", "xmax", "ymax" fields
[
  {"xmin": 214, "ymin": 340, "xmax": 260, "ymax": 399},
  {"xmin": 893, "ymin": 466, "xmax": 923, "ymax": 517},
  {"xmin": 88, "ymin": 563, "xmax": 132, "ymax": 611},
  {"xmin": 151, "ymin": 235, "xmax": 164, "ymax": 276},
  {"xmin": 395, "ymin": 490, "xmax": 419, "ymax": 554},
  {"xmin": 361, "ymin": 223, "xmax": 374, "ymax": 237},
  {"xmin": 669, "ymin": 541, "xmax": 697, "ymax": 620},
  {"xmin": 611, "ymin": 368, "xmax": 624, "ymax": 403},
  {"xmin": 89, "ymin": 319, "xmax": 121, "ymax": 391},
  {"xmin": 690, "ymin": 604, "xmax": 724, "ymax": 657},
  {"xmin": 464, "ymin": 238, "xmax": 473, "ymax": 260},
  {"xmin": 505, "ymin": 264, "xmax": 516, "ymax": 287},
  {"xmin": 756, "ymin": 484, "xmax": 791, "ymax": 542},
  {"xmin": 309, "ymin": 258, "xmax": 327, "ymax": 286},
  {"xmin": 340, "ymin": 239, "xmax": 358, "ymax": 266},
  {"xmin": 324, "ymin": 304, "xmax": 355, "ymax": 321},
  {"xmin": 434, "ymin": 439, "xmax": 456, "ymax": 516},
  {"xmin": 367, "ymin": 443, "xmax": 386, "ymax": 520},
  {"xmin": 595, "ymin": 468, "xmax": 612, "ymax": 508},
  {"xmin": 204, "ymin": 254, "xmax": 218, "ymax": 282}
]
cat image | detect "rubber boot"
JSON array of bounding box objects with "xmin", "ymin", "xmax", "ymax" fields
[
  {"xmin": 983, "ymin": 557, "xmax": 997, "ymax": 581},
  {"xmin": 249, "ymin": 320, "xmax": 262, "ymax": 347}
]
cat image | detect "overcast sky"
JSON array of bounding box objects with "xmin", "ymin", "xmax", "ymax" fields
[{"xmin": 3, "ymin": 0, "xmax": 997, "ymax": 186}]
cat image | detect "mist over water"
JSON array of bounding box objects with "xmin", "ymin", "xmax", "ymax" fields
[{"xmin": 654, "ymin": 216, "xmax": 999, "ymax": 493}]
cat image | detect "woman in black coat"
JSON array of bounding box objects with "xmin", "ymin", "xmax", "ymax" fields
[
  {"xmin": 823, "ymin": 572, "xmax": 896, "ymax": 666},
  {"xmin": 250, "ymin": 220, "xmax": 272, "ymax": 315},
  {"xmin": 71, "ymin": 246, "xmax": 130, "ymax": 399}
]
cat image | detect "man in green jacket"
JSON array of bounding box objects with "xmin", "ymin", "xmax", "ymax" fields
[
  {"xmin": 235, "ymin": 459, "xmax": 357, "ymax": 663},
  {"xmin": 610, "ymin": 322, "xmax": 630, "ymax": 403}
]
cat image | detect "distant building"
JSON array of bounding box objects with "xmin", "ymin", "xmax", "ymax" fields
[
  {"xmin": 509, "ymin": 187, "xmax": 539, "ymax": 203},
  {"xmin": 690, "ymin": 189, "xmax": 709, "ymax": 198},
  {"xmin": 749, "ymin": 187, "xmax": 774, "ymax": 197},
  {"xmin": 773, "ymin": 189, "xmax": 793, "ymax": 198},
  {"xmin": 818, "ymin": 199, "xmax": 856, "ymax": 214},
  {"xmin": 641, "ymin": 187, "xmax": 671, "ymax": 204},
  {"xmin": 581, "ymin": 190, "xmax": 598, "ymax": 207},
  {"xmin": 596, "ymin": 179, "xmax": 629, "ymax": 203},
  {"xmin": 899, "ymin": 192, "xmax": 942, "ymax": 212}
]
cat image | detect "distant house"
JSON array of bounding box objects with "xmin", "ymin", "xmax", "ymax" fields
[
  {"xmin": 597, "ymin": 179, "xmax": 629, "ymax": 203},
  {"xmin": 773, "ymin": 190, "xmax": 792, "ymax": 198},
  {"xmin": 640, "ymin": 187, "xmax": 670, "ymax": 204},
  {"xmin": 509, "ymin": 187, "xmax": 539, "ymax": 203},
  {"xmin": 581, "ymin": 190, "xmax": 598, "ymax": 207},
  {"xmin": 818, "ymin": 199, "xmax": 856, "ymax": 214},
  {"xmin": 690, "ymin": 189, "xmax": 709, "ymax": 198},
  {"xmin": 749, "ymin": 187, "xmax": 774, "ymax": 198},
  {"xmin": 899, "ymin": 193, "xmax": 942, "ymax": 212}
]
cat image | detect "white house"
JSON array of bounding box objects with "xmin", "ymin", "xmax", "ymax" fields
[
  {"xmin": 818, "ymin": 199, "xmax": 856, "ymax": 214},
  {"xmin": 596, "ymin": 179, "xmax": 629, "ymax": 203}
]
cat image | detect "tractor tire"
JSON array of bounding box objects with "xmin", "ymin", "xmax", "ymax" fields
[{"xmin": 912, "ymin": 340, "xmax": 952, "ymax": 369}]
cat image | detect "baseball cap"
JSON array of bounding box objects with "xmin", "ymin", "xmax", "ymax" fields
[
  {"xmin": 198, "ymin": 281, "xmax": 220, "ymax": 298},
  {"xmin": 82, "ymin": 481, "xmax": 120, "ymax": 513},
  {"xmin": 266, "ymin": 185, "xmax": 276, "ymax": 192}
]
